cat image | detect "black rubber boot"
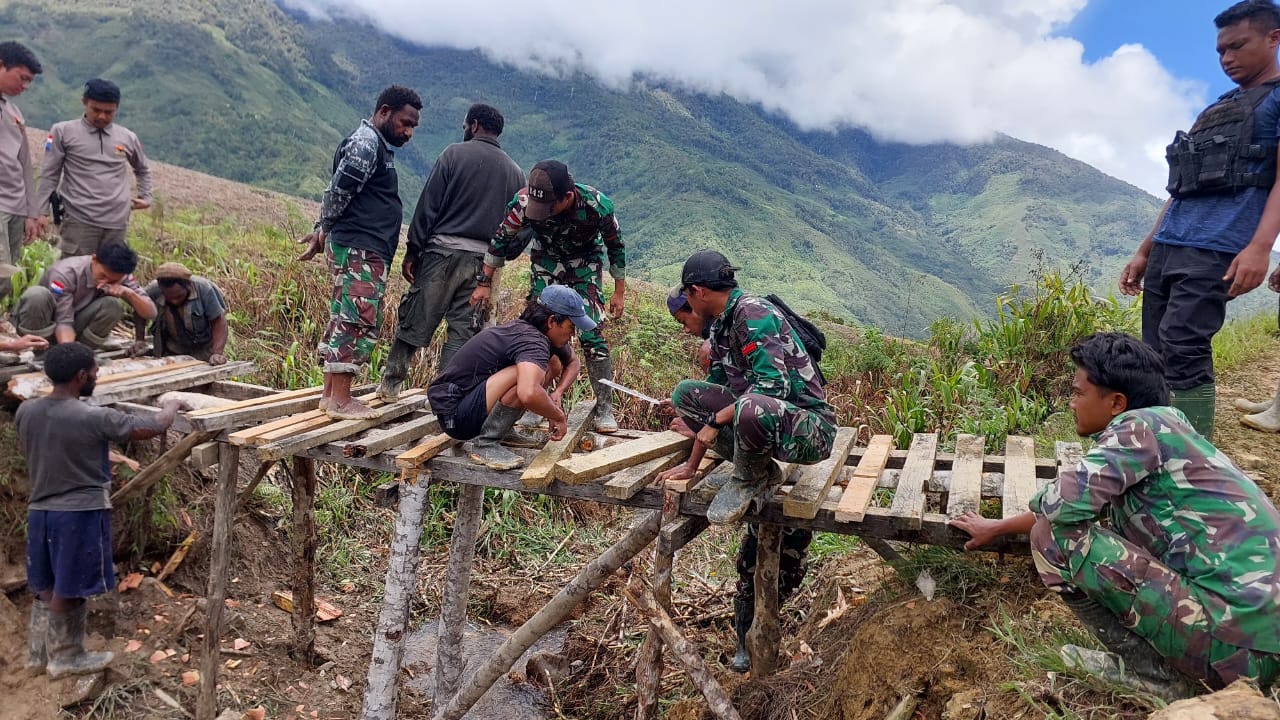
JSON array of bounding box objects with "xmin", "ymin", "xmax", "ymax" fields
[
  {"xmin": 466, "ymin": 403, "xmax": 527, "ymax": 470},
  {"xmin": 46, "ymin": 604, "xmax": 113, "ymax": 679},
  {"xmin": 729, "ymin": 595, "xmax": 752, "ymax": 673},
  {"xmin": 26, "ymin": 598, "xmax": 48, "ymax": 671},
  {"xmin": 377, "ymin": 339, "xmax": 417, "ymax": 402},
  {"xmin": 1059, "ymin": 592, "xmax": 1189, "ymax": 699}
]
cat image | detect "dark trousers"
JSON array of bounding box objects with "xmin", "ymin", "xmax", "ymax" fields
[
  {"xmin": 395, "ymin": 246, "xmax": 484, "ymax": 369},
  {"xmin": 734, "ymin": 525, "xmax": 813, "ymax": 614},
  {"xmin": 1141, "ymin": 243, "xmax": 1233, "ymax": 390}
]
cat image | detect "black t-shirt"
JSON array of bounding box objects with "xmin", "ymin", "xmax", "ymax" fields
[{"xmin": 428, "ymin": 319, "xmax": 574, "ymax": 418}]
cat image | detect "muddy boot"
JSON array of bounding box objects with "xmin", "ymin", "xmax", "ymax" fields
[
  {"xmin": 587, "ymin": 356, "xmax": 619, "ymax": 434},
  {"xmin": 729, "ymin": 595, "xmax": 752, "ymax": 673},
  {"xmin": 502, "ymin": 422, "xmax": 548, "ymax": 448},
  {"xmin": 26, "ymin": 598, "xmax": 49, "ymax": 671},
  {"xmin": 377, "ymin": 339, "xmax": 416, "ymax": 402},
  {"xmin": 516, "ymin": 409, "xmax": 548, "ymax": 429},
  {"xmin": 702, "ymin": 436, "xmax": 738, "ymax": 490},
  {"xmin": 1059, "ymin": 592, "xmax": 1188, "ymax": 699},
  {"xmin": 1171, "ymin": 383, "xmax": 1215, "ymax": 438},
  {"xmin": 1241, "ymin": 381, "xmax": 1280, "ymax": 433},
  {"xmin": 46, "ymin": 605, "xmax": 114, "ymax": 679},
  {"xmin": 708, "ymin": 449, "xmax": 779, "ymax": 525},
  {"xmin": 466, "ymin": 403, "xmax": 527, "ymax": 471}
]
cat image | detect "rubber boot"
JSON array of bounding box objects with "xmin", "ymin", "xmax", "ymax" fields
[
  {"xmin": 1241, "ymin": 380, "xmax": 1280, "ymax": 433},
  {"xmin": 46, "ymin": 604, "xmax": 114, "ymax": 679},
  {"xmin": 729, "ymin": 595, "xmax": 752, "ymax": 673},
  {"xmin": 1171, "ymin": 383, "xmax": 1215, "ymax": 438},
  {"xmin": 702, "ymin": 435, "xmax": 738, "ymax": 491},
  {"xmin": 586, "ymin": 356, "xmax": 619, "ymax": 434},
  {"xmin": 516, "ymin": 409, "xmax": 548, "ymax": 429},
  {"xmin": 1234, "ymin": 397, "xmax": 1273, "ymax": 414},
  {"xmin": 708, "ymin": 448, "xmax": 779, "ymax": 524},
  {"xmin": 377, "ymin": 339, "xmax": 416, "ymax": 402},
  {"xmin": 1059, "ymin": 592, "xmax": 1188, "ymax": 700},
  {"xmin": 466, "ymin": 403, "xmax": 527, "ymax": 470},
  {"xmin": 26, "ymin": 599, "xmax": 49, "ymax": 671}
]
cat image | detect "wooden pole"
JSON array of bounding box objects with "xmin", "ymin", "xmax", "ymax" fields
[
  {"xmin": 431, "ymin": 511, "xmax": 663, "ymax": 720},
  {"xmin": 625, "ymin": 581, "xmax": 743, "ymax": 720},
  {"xmin": 635, "ymin": 490, "xmax": 679, "ymax": 719},
  {"xmin": 110, "ymin": 430, "xmax": 217, "ymax": 505},
  {"xmin": 290, "ymin": 456, "xmax": 318, "ymax": 663},
  {"xmin": 746, "ymin": 522, "xmax": 782, "ymax": 677},
  {"xmin": 197, "ymin": 442, "xmax": 240, "ymax": 720},
  {"xmin": 361, "ymin": 472, "xmax": 432, "ymax": 720},
  {"xmin": 434, "ymin": 482, "xmax": 484, "ymax": 706}
]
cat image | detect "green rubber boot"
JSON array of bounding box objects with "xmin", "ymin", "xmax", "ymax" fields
[
  {"xmin": 466, "ymin": 403, "xmax": 527, "ymax": 471},
  {"xmin": 1171, "ymin": 383, "xmax": 1215, "ymax": 439}
]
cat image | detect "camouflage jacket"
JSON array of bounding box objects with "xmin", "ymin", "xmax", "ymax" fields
[
  {"xmin": 707, "ymin": 289, "xmax": 833, "ymax": 417},
  {"xmin": 1031, "ymin": 406, "xmax": 1280, "ymax": 653},
  {"xmin": 483, "ymin": 183, "xmax": 625, "ymax": 278}
]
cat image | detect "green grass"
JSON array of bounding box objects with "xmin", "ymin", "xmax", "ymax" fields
[{"xmin": 1213, "ymin": 312, "xmax": 1279, "ymax": 374}]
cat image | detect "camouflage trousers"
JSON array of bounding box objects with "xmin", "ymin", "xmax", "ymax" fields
[
  {"xmin": 1032, "ymin": 516, "xmax": 1280, "ymax": 687},
  {"xmin": 318, "ymin": 243, "xmax": 387, "ymax": 375},
  {"xmin": 529, "ymin": 251, "xmax": 608, "ymax": 361},
  {"xmin": 670, "ymin": 380, "xmax": 836, "ymax": 462},
  {"xmin": 735, "ymin": 524, "xmax": 813, "ymax": 609}
]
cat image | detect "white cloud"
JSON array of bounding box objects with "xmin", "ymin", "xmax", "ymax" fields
[{"xmin": 281, "ymin": 0, "xmax": 1206, "ymax": 195}]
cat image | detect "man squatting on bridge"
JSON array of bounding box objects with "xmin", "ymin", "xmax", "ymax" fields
[
  {"xmin": 298, "ymin": 85, "xmax": 422, "ymax": 420},
  {"xmin": 952, "ymin": 332, "xmax": 1280, "ymax": 696}
]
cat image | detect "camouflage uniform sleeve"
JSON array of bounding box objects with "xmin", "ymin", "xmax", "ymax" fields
[
  {"xmin": 595, "ymin": 193, "xmax": 624, "ymax": 279},
  {"xmin": 1031, "ymin": 413, "xmax": 1157, "ymax": 542},
  {"xmin": 735, "ymin": 304, "xmax": 791, "ymax": 399},
  {"xmin": 317, "ymin": 131, "xmax": 379, "ymax": 233},
  {"xmin": 483, "ymin": 193, "xmax": 533, "ymax": 269}
]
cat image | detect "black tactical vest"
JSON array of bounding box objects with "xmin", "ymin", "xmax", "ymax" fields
[{"xmin": 1166, "ymin": 79, "xmax": 1280, "ymax": 198}]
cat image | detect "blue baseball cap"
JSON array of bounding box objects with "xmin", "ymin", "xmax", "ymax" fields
[{"xmin": 537, "ymin": 285, "xmax": 597, "ymax": 331}]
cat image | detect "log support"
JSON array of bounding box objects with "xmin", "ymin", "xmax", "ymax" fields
[
  {"xmin": 745, "ymin": 522, "xmax": 782, "ymax": 677},
  {"xmin": 197, "ymin": 442, "xmax": 240, "ymax": 720},
  {"xmin": 435, "ymin": 482, "xmax": 484, "ymax": 706},
  {"xmin": 290, "ymin": 456, "xmax": 319, "ymax": 663}
]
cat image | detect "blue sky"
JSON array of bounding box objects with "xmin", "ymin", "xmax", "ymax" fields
[{"xmin": 1068, "ymin": 0, "xmax": 1228, "ymax": 96}]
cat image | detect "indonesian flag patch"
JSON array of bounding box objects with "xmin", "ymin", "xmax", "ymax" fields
[
  {"xmin": 44, "ymin": 134, "xmax": 53, "ymax": 152},
  {"xmin": 50, "ymin": 280, "xmax": 66, "ymax": 296},
  {"xmin": 742, "ymin": 341, "xmax": 760, "ymax": 357}
]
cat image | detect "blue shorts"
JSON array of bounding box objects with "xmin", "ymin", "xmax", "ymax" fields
[
  {"xmin": 441, "ymin": 381, "xmax": 490, "ymax": 441},
  {"xmin": 26, "ymin": 509, "xmax": 114, "ymax": 599}
]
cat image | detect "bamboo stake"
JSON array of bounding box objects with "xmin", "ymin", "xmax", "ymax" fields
[{"xmin": 431, "ymin": 511, "xmax": 662, "ymax": 720}]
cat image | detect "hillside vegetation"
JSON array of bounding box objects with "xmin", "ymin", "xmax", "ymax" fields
[{"xmin": 3, "ymin": 0, "xmax": 1175, "ymax": 336}]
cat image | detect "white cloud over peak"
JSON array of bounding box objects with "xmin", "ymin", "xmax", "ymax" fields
[{"xmin": 281, "ymin": 0, "xmax": 1207, "ymax": 195}]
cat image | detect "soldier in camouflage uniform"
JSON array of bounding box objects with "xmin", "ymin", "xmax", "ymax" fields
[
  {"xmin": 297, "ymin": 86, "xmax": 421, "ymax": 420},
  {"xmin": 471, "ymin": 160, "xmax": 626, "ymax": 433},
  {"xmin": 665, "ymin": 285, "xmax": 814, "ymax": 673},
  {"xmin": 952, "ymin": 332, "xmax": 1280, "ymax": 695},
  {"xmin": 658, "ymin": 250, "xmax": 836, "ymax": 524}
]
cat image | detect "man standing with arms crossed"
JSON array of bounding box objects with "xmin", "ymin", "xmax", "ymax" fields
[
  {"xmin": 1121, "ymin": 0, "xmax": 1280, "ymax": 437},
  {"xmin": 36, "ymin": 79, "xmax": 152, "ymax": 256},
  {"xmin": 298, "ymin": 85, "xmax": 421, "ymax": 420},
  {"xmin": 472, "ymin": 160, "xmax": 626, "ymax": 433},
  {"xmin": 377, "ymin": 102, "xmax": 523, "ymax": 401},
  {"xmin": 0, "ymin": 41, "xmax": 43, "ymax": 294}
]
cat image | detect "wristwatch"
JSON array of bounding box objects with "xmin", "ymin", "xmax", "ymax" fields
[
  {"xmin": 705, "ymin": 413, "xmax": 726, "ymax": 430},
  {"xmin": 474, "ymin": 271, "xmax": 491, "ymax": 287}
]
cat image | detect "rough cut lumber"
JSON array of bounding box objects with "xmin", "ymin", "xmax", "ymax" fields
[
  {"xmin": 225, "ymin": 391, "xmax": 381, "ymax": 445},
  {"xmin": 603, "ymin": 451, "xmax": 683, "ymax": 500},
  {"xmin": 256, "ymin": 395, "xmax": 426, "ymax": 461},
  {"xmin": 395, "ymin": 433, "xmax": 458, "ymax": 470},
  {"xmin": 198, "ymin": 443, "xmax": 239, "ymax": 720},
  {"xmin": 360, "ymin": 476, "xmax": 431, "ymax": 720},
  {"xmin": 185, "ymin": 386, "xmax": 373, "ymax": 432},
  {"xmin": 342, "ymin": 413, "xmax": 440, "ymax": 458},
  {"xmin": 189, "ymin": 441, "xmax": 220, "ymax": 469},
  {"xmin": 87, "ymin": 361, "xmax": 254, "ymax": 406},
  {"xmin": 271, "ymin": 590, "xmax": 342, "ymax": 622},
  {"xmin": 554, "ymin": 431, "xmax": 693, "ymax": 485},
  {"xmin": 845, "ymin": 445, "xmax": 1058, "ymax": 478},
  {"xmin": 156, "ymin": 530, "xmax": 199, "ymax": 583},
  {"xmin": 946, "ymin": 434, "xmax": 986, "ymax": 518},
  {"xmin": 39, "ymin": 359, "xmax": 205, "ymax": 394},
  {"xmin": 431, "ymin": 512, "xmax": 663, "ymax": 720},
  {"xmin": 1002, "ymin": 436, "xmax": 1037, "ymax": 519},
  {"xmin": 110, "ymin": 431, "xmax": 218, "ymax": 505},
  {"xmin": 658, "ymin": 514, "xmax": 710, "ymax": 556},
  {"xmin": 664, "ymin": 456, "xmax": 718, "ymax": 493},
  {"xmin": 435, "ymin": 482, "xmax": 484, "ymax": 706},
  {"xmin": 784, "ymin": 426, "xmax": 858, "ymax": 520},
  {"xmin": 186, "ymin": 384, "xmax": 322, "ymax": 416},
  {"xmin": 290, "ymin": 457, "xmax": 319, "ymax": 662},
  {"xmin": 886, "ymin": 434, "xmax": 939, "ymax": 530},
  {"xmin": 521, "ymin": 400, "xmax": 596, "ymax": 488},
  {"xmin": 7, "ymin": 355, "xmax": 198, "ymax": 400},
  {"xmin": 835, "ymin": 435, "xmax": 894, "ymax": 523}
]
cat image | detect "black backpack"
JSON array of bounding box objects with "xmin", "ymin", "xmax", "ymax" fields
[{"xmin": 764, "ymin": 293, "xmax": 828, "ymax": 385}]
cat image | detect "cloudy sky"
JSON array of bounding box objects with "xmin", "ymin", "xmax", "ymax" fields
[{"xmin": 281, "ymin": 0, "xmax": 1232, "ymax": 197}]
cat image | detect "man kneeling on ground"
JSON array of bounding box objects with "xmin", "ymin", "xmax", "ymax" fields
[
  {"xmin": 17, "ymin": 342, "xmax": 186, "ymax": 677},
  {"xmin": 14, "ymin": 242, "xmax": 155, "ymax": 349},
  {"xmin": 137, "ymin": 262, "xmax": 229, "ymax": 364},
  {"xmin": 952, "ymin": 332, "xmax": 1280, "ymax": 695},
  {"xmin": 428, "ymin": 284, "xmax": 589, "ymax": 470}
]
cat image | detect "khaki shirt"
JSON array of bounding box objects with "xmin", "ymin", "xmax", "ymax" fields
[
  {"xmin": 44, "ymin": 254, "xmax": 143, "ymax": 328},
  {"xmin": 37, "ymin": 118, "xmax": 152, "ymax": 230},
  {"xmin": 0, "ymin": 95, "xmax": 35, "ymax": 217}
]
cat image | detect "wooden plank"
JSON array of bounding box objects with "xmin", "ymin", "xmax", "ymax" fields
[
  {"xmin": 1055, "ymin": 441, "xmax": 1083, "ymax": 483},
  {"xmin": 946, "ymin": 434, "xmax": 985, "ymax": 518},
  {"xmin": 39, "ymin": 359, "xmax": 205, "ymax": 394},
  {"xmin": 554, "ymin": 431, "xmax": 693, "ymax": 485},
  {"xmin": 834, "ymin": 435, "xmax": 894, "ymax": 523},
  {"xmin": 844, "ymin": 446, "xmax": 1058, "ymax": 478},
  {"xmin": 187, "ymin": 384, "xmax": 323, "ymax": 416},
  {"xmin": 86, "ymin": 361, "xmax": 254, "ymax": 406},
  {"xmin": 783, "ymin": 426, "xmax": 858, "ymax": 520},
  {"xmin": 604, "ymin": 451, "xmax": 683, "ymax": 499},
  {"xmin": 256, "ymin": 395, "xmax": 427, "ymax": 462},
  {"xmin": 1002, "ymin": 436, "xmax": 1037, "ymax": 519},
  {"xmin": 395, "ymin": 432, "xmax": 459, "ymax": 470},
  {"xmin": 342, "ymin": 413, "xmax": 441, "ymax": 458},
  {"xmin": 886, "ymin": 433, "xmax": 938, "ymax": 530},
  {"xmin": 520, "ymin": 401, "xmax": 597, "ymax": 489},
  {"xmin": 663, "ymin": 456, "xmax": 718, "ymax": 493},
  {"xmin": 226, "ymin": 391, "xmax": 380, "ymax": 446},
  {"xmin": 190, "ymin": 441, "xmax": 220, "ymax": 469},
  {"xmin": 202, "ymin": 379, "xmax": 276, "ymax": 401},
  {"xmin": 8, "ymin": 355, "xmax": 195, "ymax": 399},
  {"xmin": 187, "ymin": 394, "xmax": 325, "ymax": 433}
]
